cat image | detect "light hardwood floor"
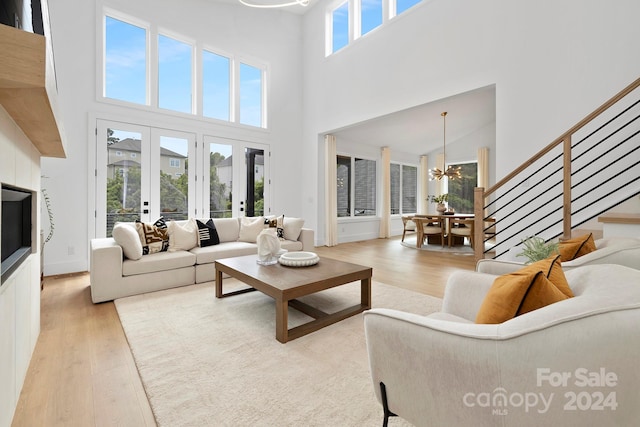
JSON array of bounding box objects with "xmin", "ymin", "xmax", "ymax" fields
[{"xmin": 11, "ymin": 237, "xmax": 476, "ymax": 427}]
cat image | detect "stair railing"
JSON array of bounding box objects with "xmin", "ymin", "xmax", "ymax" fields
[{"xmin": 473, "ymin": 77, "xmax": 640, "ymax": 262}]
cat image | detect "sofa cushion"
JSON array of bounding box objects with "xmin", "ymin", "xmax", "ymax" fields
[
  {"xmin": 123, "ymin": 250, "xmax": 196, "ymax": 276},
  {"xmin": 475, "ymin": 270, "xmax": 570, "ymax": 324},
  {"xmin": 112, "ymin": 223, "xmax": 143, "ymax": 260},
  {"xmin": 559, "ymin": 233, "xmax": 596, "ymax": 261},
  {"xmin": 135, "ymin": 217, "xmax": 170, "ymax": 255},
  {"xmin": 283, "ymin": 217, "xmax": 305, "ymax": 241},
  {"xmin": 196, "ymin": 219, "xmax": 220, "ymax": 247},
  {"xmin": 190, "ymin": 241, "xmax": 259, "ymax": 265},
  {"xmin": 239, "ymin": 216, "xmax": 265, "ymax": 243},
  {"xmin": 212, "ymin": 218, "xmax": 240, "ymax": 243},
  {"xmin": 168, "ymin": 219, "xmax": 198, "ymax": 251},
  {"xmin": 280, "ymin": 239, "xmax": 303, "ymax": 252}
]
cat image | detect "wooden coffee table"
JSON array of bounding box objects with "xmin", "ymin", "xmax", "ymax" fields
[{"xmin": 215, "ymin": 254, "xmax": 372, "ymax": 343}]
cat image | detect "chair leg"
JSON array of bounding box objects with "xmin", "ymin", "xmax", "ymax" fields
[
  {"xmin": 380, "ymin": 382, "xmax": 397, "ymax": 427},
  {"xmin": 401, "ymin": 230, "xmax": 406, "ymax": 242}
]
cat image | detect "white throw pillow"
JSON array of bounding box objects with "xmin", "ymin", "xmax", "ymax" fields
[
  {"xmin": 112, "ymin": 223, "xmax": 143, "ymax": 260},
  {"xmin": 283, "ymin": 217, "xmax": 305, "ymax": 241},
  {"xmin": 167, "ymin": 219, "xmax": 198, "ymax": 251},
  {"xmin": 238, "ymin": 216, "xmax": 265, "ymax": 243}
]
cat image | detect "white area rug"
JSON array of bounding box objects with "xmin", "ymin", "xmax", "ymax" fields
[{"xmin": 115, "ymin": 279, "xmax": 443, "ymax": 426}]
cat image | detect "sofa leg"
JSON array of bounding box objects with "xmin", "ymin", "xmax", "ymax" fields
[{"xmin": 380, "ymin": 382, "xmax": 397, "ymax": 427}]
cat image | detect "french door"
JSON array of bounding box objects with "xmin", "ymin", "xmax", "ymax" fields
[
  {"xmin": 94, "ymin": 120, "xmax": 270, "ymax": 238},
  {"xmin": 203, "ymin": 135, "xmax": 270, "ymax": 218},
  {"xmin": 95, "ymin": 119, "xmax": 196, "ymax": 237}
]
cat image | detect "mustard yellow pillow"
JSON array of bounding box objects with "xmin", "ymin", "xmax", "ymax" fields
[
  {"xmin": 524, "ymin": 255, "xmax": 573, "ymax": 298},
  {"xmin": 476, "ymin": 271, "xmax": 570, "ymax": 324},
  {"xmin": 558, "ymin": 233, "xmax": 596, "ymax": 262}
]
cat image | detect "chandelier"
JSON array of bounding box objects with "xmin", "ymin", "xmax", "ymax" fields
[
  {"xmin": 429, "ymin": 111, "xmax": 461, "ymax": 181},
  {"xmin": 238, "ymin": 0, "xmax": 309, "ymax": 8}
]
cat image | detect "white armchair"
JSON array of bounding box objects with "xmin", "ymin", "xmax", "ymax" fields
[
  {"xmin": 477, "ymin": 237, "xmax": 640, "ymax": 275},
  {"xmin": 364, "ymin": 264, "xmax": 640, "ymax": 426}
]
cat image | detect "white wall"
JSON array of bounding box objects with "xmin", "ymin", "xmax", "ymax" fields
[
  {"xmin": 42, "ymin": 0, "xmax": 304, "ymax": 275},
  {"xmin": 301, "ymin": 0, "xmax": 640, "ymax": 243}
]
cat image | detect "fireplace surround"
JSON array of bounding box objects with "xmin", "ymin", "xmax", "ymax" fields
[{"xmin": 1, "ymin": 185, "xmax": 34, "ymax": 285}]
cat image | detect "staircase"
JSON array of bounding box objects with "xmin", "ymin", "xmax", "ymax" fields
[{"xmin": 473, "ymin": 77, "xmax": 640, "ymax": 261}]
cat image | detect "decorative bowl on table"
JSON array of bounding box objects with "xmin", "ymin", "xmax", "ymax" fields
[{"xmin": 278, "ymin": 251, "xmax": 319, "ymax": 267}]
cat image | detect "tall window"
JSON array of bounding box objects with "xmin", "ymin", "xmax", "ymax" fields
[
  {"xmin": 446, "ymin": 162, "xmax": 477, "ymax": 214},
  {"xmin": 158, "ymin": 34, "xmax": 193, "ymax": 114},
  {"xmin": 337, "ymin": 155, "xmax": 377, "ymax": 217},
  {"xmin": 391, "ymin": 163, "xmax": 417, "ymax": 214},
  {"xmin": 104, "ymin": 16, "xmax": 147, "ymax": 104},
  {"xmin": 331, "ymin": 2, "xmax": 349, "ymax": 54},
  {"xmin": 239, "ymin": 63, "xmax": 263, "ymax": 127},
  {"xmin": 203, "ymin": 50, "xmax": 231, "ymax": 121},
  {"xmin": 361, "ymin": 0, "xmax": 383, "ymax": 36}
]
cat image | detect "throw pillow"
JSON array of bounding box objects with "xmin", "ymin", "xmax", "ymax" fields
[
  {"xmin": 196, "ymin": 219, "xmax": 220, "ymax": 247},
  {"xmin": 135, "ymin": 217, "xmax": 169, "ymax": 255},
  {"xmin": 283, "ymin": 217, "xmax": 304, "ymax": 241},
  {"xmin": 112, "ymin": 223, "xmax": 143, "ymax": 260},
  {"xmin": 475, "ymin": 270, "xmax": 570, "ymax": 324},
  {"xmin": 525, "ymin": 254, "xmax": 573, "ymax": 298},
  {"xmin": 238, "ymin": 216, "xmax": 265, "ymax": 243},
  {"xmin": 558, "ymin": 233, "xmax": 596, "ymax": 262},
  {"xmin": 167, "ymin": 219, "xmax": 198, "ymax": 252}
]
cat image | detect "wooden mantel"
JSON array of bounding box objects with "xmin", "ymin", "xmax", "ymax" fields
[{"xmin": 0, "ymin": 23, "xmax": 65, "ymax": 158}]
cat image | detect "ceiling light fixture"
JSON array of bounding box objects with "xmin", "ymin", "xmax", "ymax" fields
[
  {"xmin": 238, "ymin": 0, "xmax": 309, "ymax": 8},
  {"xmin": 429, "ymin": 111, "xmax": 461, "ymax": 181}
]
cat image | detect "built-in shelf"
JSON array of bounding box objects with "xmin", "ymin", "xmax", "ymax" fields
[{"xmin": 0, "ymin": 23, "xmax": 65, "ymax": 158}]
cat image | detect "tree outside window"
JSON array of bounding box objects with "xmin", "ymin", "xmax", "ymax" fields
[{"xmin": 446, "ymin": 162, "xmax": 477, "ymax": 214}]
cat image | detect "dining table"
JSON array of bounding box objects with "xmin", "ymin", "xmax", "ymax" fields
[{"xmin": 412, "ymin": 213, "xmax": 474, "ymax": 249}]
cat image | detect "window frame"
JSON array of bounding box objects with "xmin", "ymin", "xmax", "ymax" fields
[
  {"xmin": 336, "ymin": 154, "xmax": 378, "ymax": 218},
  {"xmin": 390, "ymin": 162, "xmax": 418, "ymax": 215}
]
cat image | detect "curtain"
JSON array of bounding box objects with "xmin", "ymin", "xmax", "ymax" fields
[
  {"xmin": 478, "ymin": 147, "xmax": 489, "ymax": 190},
  {"xmin": 324, "ymin": 135, "xmax": 338, "ymax": 246},
  {"xmin": 420, "ymin": 155, "xmax": 429, "ymax": 214},
  {"xmin": 379, "ymin": 147, "xmax": 391, "ymax": 238}
]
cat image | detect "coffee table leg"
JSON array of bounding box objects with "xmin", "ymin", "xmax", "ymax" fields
[
  {"xmin": 361, "ymin": 277, "xmax": 372, "ymax": 308},
  {"xmin": 215, "ymin": 268, "xmax": 223, "ymax": 298},
  {"xmin": 276, "ymin": 298, "xmax": 288, "ymax": 343}
]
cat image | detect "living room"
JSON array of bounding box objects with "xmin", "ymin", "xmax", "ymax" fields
[{"xmin": 1, "ymin": 0, "xmax": 640, "ymax": 425}]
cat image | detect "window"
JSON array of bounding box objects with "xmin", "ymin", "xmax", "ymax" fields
[
  {"xmin": 130, "ymin": 153, "xmax": 137, "ymax": 158},
  {"xmin": 396, "ymin": 0, "xmax": 422, "ymax": 16},
  {"xmin": 361, "ymin": 0, "xmax": 383, "ymax": 36},
  {"xmin": 331, "ymin": 2, "xmax": 349, "ymax": 54},
  {"xmin": 446, "ymin": 162, "xmax": 478, "ymax": 214},
  {"xmin": 104, "ymin": 15, "xmax": 147, "ymax": 105},
  {"xmin": 115, "ymin": 151, "xmax": 122, "ymax": 156},
  {"xmin": 158, "ymin": 34, "xmax": 193, "ymax": 114},
  {"xmin": 202, "ymin": 50, "xmax": 231, "ymax": 121},
  {"xmin": 169, "ymin": 158, "xmax": 181, "ymax": 168},
  {"xmin": 239, "ymin": 63, "xmax": 263, "ymax": 127},
  {"xmin": 337, "ymin": 155, "xmax": 377, "ymax": 217},
  {"xmin": 391, "ymin": 163, "xmax": 417, "ymax": 214}
]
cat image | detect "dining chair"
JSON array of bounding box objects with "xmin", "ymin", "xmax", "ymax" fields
[
  {"xmin": 420, "ymin": 216, "xmax": 444, "ymax": 248},
  {"xmin": 401, "ymin": 216, "xmax": 416, "ymax": 242},
  {"xmin": 447, "ymin": 217, "xmax": 474, "ymax": 248}
]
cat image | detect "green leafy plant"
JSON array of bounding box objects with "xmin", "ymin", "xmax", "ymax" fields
[
  {"xmin": 516, "ymin": 236, "xmax": 559, "ymax": 264},
  {"xmin": 428, "ymin": 193, "xmax": 449, "ymax": 204}
]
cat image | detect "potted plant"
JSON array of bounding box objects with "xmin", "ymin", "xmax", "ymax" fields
[
  {"xmin": 516, "ymin": 236, "xmax": 559, "ymax": 264},
  {"xmin": 428, "ymin": 194, "xmax": 448, "ymax": 213}
]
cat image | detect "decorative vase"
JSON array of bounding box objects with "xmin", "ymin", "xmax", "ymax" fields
[
  {"xmin": 436, "ymin": 203, "xmax": 446, "ymax": 213},
  {"xmin": 256, "ymin": 229, "xmax": 281, "ymax": 265}
]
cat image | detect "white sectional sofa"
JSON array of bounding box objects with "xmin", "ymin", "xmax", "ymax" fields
[{"xmin": 90, "ymin": 217, "xmax": 313, "ymax": 303}]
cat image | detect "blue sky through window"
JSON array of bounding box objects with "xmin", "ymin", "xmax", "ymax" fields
[
  {"xmin": 105, "ymin": 16, "xmax": 146, "ymax": 104},
  {"xmin": 361, "ymin": 0, "xmax": 382, "ymax": 36},
  {"xmin": 158, "ymin": 35, "xmax": 193, "ymax": 114},
  {"xmin": 203, "ymin": 51, "xmax": 231, "ymax": 121},
  {"xmin": 332, "ymin": 2, "xmax": 349, "ymax": 53},
  {"xmin": 239, "ymin": 63, "xmax": 262, "ymax": 127},
  {"xmin": 396, "ymin": 0, "xmax": 421, "ymax": 15}
]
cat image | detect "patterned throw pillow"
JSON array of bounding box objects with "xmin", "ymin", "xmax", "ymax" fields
[
  {"xmin": 265, "ymin": 215, "xmax": 286, "ymax": 240},
  {"xmin": 135, "ymin": 217, "xmax": 169, "ymax": 255},
  {"xmin": 196, "ymin": 219, "xmax": 220, "ymax": 247}
]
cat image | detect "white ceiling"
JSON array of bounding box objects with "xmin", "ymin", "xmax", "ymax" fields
[{"xmin": 329, "ymin": 85, "xmax": 497, "ymax": 156}]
